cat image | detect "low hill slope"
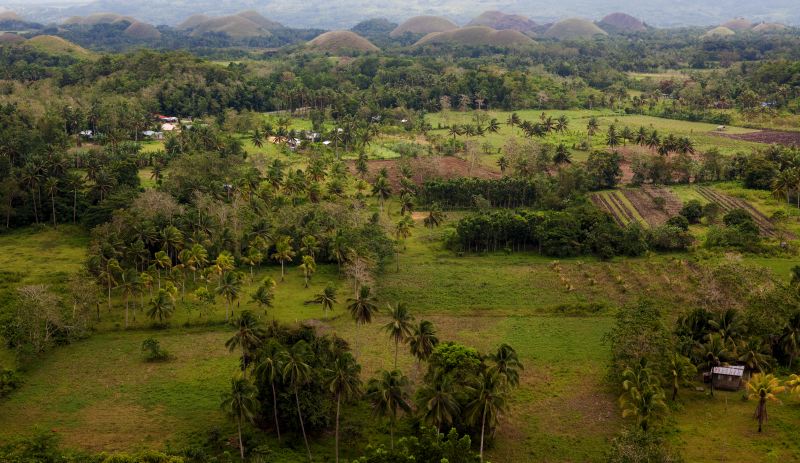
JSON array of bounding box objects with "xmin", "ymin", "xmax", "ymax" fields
[
  {"xmin": 351, "ymin": 18, "xmax": 397, "ymax": 36},
  {"xmin": 308, "ymin": 30, "xmax": 379, "ymax": 53},
  {"xmin": 177, "ymin": 14, "xmax": 210, "ymax": 30},
  {"xmin": 390, "ymin": 15, "xmax": 458, "ymax": 37},
  {"xmin": 189, "ymin": 15, "xmax": 271, "ymax": 38},
  {"xmin": 63, "ymin": 12, "xmax": 135, "ymax": 26},
  {"xmin": 598, "ymin": 12, "xmax": 646, "ymax": 33},
  {"xmin": 543, "ymin": 18, "xmax": 608, "ymax": 39},
  {"xmin": 702, "ymin": 26, "xmax": 736, "ymax": 38},
  {"xmin": 414, "ymin": 26, "xmax": 535, "ymax": 47},
  {"xmin": 752, "ymin": 22, "xmax": 787, "ymax": 33},
  {"xmin": 466, "ymin": 11, "xmax": 537, "ymax": 34},
  {"xmin": 25, "ymin": 35, "xmax": 92, "ymax": 58},
  {"xmin": 0, "ymin": 11, "xmax": 22, "ymax": 21},
  {"xmin": 0, "ymin": 32, "xmax": 25, "ymax": 43},
  {"xmin": 235, "ymin": 10, "xmax": 282, "ymax": 30},
  {"xmin": 722, "ymin": 18, "xmax": 752, "ymax": 30},
  {"xmin": 124, "ymin": 21, "xmax": 161, "ymax": 40}
]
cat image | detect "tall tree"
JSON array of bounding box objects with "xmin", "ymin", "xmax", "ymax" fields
[
  {"xmin": 226, "ymin": 310, "xmax": 266, "ymax": 375},
  {"xmin": 271, "ymin": 236, "xmax": 296, "ymax": 281},
  {"xmin": 747, "ymin": 373, "xmax": 785, "ymax": 432},
  {"xmin": 281, "ymin": 340, "xmax": 313, "ymax": 461},
  {"xmin": 347, "ymin": 286, "xmax": 379, "ymax": 358},
  {"xmin": 383, "ymin": 302, "xmax": 415, "ymax": 369},
  {"xmin": 309, "ymin": 283, "xmax": 337, "ymax": 319},
  {"xmin": 254, "ymin": 340, "xmax": 285, "ymax": 443},
  {"xmin": 220, "ymin": 377, "xmax": 259, "ymax": 460},
  {"xmin": 409, "ymin": 320, "xmax": 439, "ymax": 363},
  {"xmin": 366, "ymin": 370, "xmax": 412, "ymax": 450},
  {"xmin": 467, "ymin": 372, "xmax": 507, "ymax": 461},
  {"xmin": 325, "ymin": 353, "xmax": 362, "ymax": 463}
]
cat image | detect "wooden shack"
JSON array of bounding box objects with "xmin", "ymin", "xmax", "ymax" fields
[{"xmin": 711, "ymin": 365, "xmax": 745, "ymax": 391}]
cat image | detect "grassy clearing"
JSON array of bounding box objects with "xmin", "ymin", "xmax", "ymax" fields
[
  {"xmin": 0, "ymin": 225, "xmax": 88, "ymax": 285},
  {"xmin": 672, "ymin": 389, "xmax": 800, "ymax": 461}
]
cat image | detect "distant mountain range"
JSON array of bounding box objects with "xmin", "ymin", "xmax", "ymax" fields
[{"xmin": 3, "ymin": 0, "xmax": 799, "ymax": 29}]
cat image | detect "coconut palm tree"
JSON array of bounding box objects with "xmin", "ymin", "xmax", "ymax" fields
[
  {"xmin": 366, "ymin": 370, "xmax": 412, "ymax": 450},
  {"xmin": 254, "ymin": 340, "xmax": 285, "ymax": 443},
  {"xmin": 147, "ymin": 288, "xmax": 175, "ymax": 322},
  {"xmin": 586, "ymin": 117, "xmax": 599, "ymax": 145},
  {"xmin": 186, "ymin": 244, "xmax": 208, "ymax": 283},
  {"xmin": 747, "ymin": 373, "xmax": 785, "ymax": 432},
  {"xmin": 737, "ymin": 337, "xmax": 773, "ymax": 374},
  {"xmin": 44, "ymin": 176, "xmax": 58, "ymax": 226},
  {"xmin": 271, "ymin": 236, "xmax": 296, "ymax": 281},
  {"xmin": 383, "ymin": 302, "xmax": 414, "ymax": 369},
  {"xmin": 409, "ymin": 320, "xmax": 439, "ymax": 363},
  {"xmin": 217, "ymin": 271, "xmax": 243, "ymax": 322},
  {"xmin": 251, "ymin": 277, "xmax": 276, "ymax": 315},
  {"xmin": 555, "ymin": 115, "xmax": 569, "ymax": 133},
  {"xmin": 668, "ymin": 353, "xmax": 697, "ymax": 401},
  {"xmin": 417, "ymin": 376, "xmax": 460, "ymax": 433},
  {"xmin": 299, "ymin": 255, "xmax": 316, "ymax": 288},
  {"xmin": 488, "ymin": 343, "xmax": 523, "ymax": 388},
  {"xmin": 496, "ymin": 156, "xmax": 509, "ymax": 174},
  {"xmin": 153, "ymin": 251, "xmax": 171, "ymax": 289},
  {"xmin": 553, "ymin": 144, "xmax": 572, "ymax": 166},
  {"xmin": 347, "ymin": 286, "xmax": 379, "ymax": 358},
  {"xmin": 226, "ymin": 310, "xmax": 266, "ymax": 375},
  {"xmin": 486, "ymin": 118, "xmax": 500, "ymax": 134},
  {"xmin": 619, "ymin": 359, "xmax": 667, "ymax": 432},
  {"xmin": 119, "ymin": 268, "xmax": 140, "ymax": 329},
  {"xmin": 467, "ymin": 372, "xmax": 507, "ymax": 461},
  {"xmin": 281, "ymin": 340, "xmax": 313, "ymax": 461},
  {"xmin": 309, "ymin": 283, "xmax": 337, "ymax": 319},
  {"xmin": 251, "ymin": 128, "xmax": 264, "ymax": 148},
  {"xmin": 506, "ymin": 113, "xmax": 521, "ymax": 132},
  {"xmin": 64, "ymin": 171, "xmax": 84, "ymax": 224},
  {"xmin": 325, "ymin": 353, "xmax": 362, "ymax": 463},
  {"xmin": 694, "ymin": 334, "xmax": 730, "ymax": 397},
  {"xmin": 372, "ymin": 176, "xmax": 392, "ymax": 214},
  {"xmin": 781, "ymin": 312, "xmax": 800, "ymax": 368},
  {"xmin": 423, "ymin": 204, "xmax": 445, "ymax": 234},
  {"xmin": 220, "ymin": 376, "xmax": 259, "ymax": 460}
]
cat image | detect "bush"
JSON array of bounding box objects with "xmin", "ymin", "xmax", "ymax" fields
[
  {"xmin": 702, "ymin": 202, "xmax": 721, "ymax": 223},
  {"xmin": 649, "ymin": 225, "xmax": 693, "ymax": 251},
  {"xmin": 665, "ymin": 215, "xmax": 689, "ymax": 231},
  {"xmin": 607, "ymin": 428, "xmax": 683, "ymax": 463},
  {"xmin": 0, "ymin": 367, "xmax": 21, "ymax": 397},
  {"xmin": 723, "ymin": 208, "xmax": 754, "ymax": 228},
  {"xmin": 679, "ymin": 200, "xmax": 703, "ymax": 224},
  {"xmin": 141, "ymin": 338, "xmax": 170, "ymax": 362}
]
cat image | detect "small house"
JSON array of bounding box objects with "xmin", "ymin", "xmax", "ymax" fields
[
  {"xmin": 711, "ymin": 365, "xmax": 744, "ymax": 391},
  {"xmin": 161, "ymin": 123, "xmax": 177, "ymax": 132}
]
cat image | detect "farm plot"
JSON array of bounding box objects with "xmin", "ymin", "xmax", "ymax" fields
[
  {"xmin": 713, "ymin": 129, "xmax": 800, "ymax": 146},
  {"xmin": 590, "ymin": 190, "xmax": 645, "ymax": 226},
  {"xmin": 696, "ymin": 186, "xmax": 778, "ymax": 237},
  {"xmin": 622, "ymin": 187, "xmax": 683, "ymax": 227}
]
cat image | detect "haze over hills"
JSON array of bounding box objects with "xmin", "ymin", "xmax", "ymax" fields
[{"xmin": 3, "ymin": 0, "xmax": 799, "ymax": 29}]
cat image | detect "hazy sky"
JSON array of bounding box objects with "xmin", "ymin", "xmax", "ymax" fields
[{"xmin": 2, "ymin": 0, "xmax": 799, "ymax": 28}]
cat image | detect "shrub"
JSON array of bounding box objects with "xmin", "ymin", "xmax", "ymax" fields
[
  {"xmin": 0, "ymin": 367, "xmax": 21, "ymax": 397},
  {"xmin": 649, "ymin": 225, "xmax": 693, "ymax": 251},
  {"xmin": 679, "ymin": 200, "xmax": 703, "ymax": 224},
  {"xmin": 665, "ymin": 215, "xmax": 690, "ymax": 231},
  {"xmin": 607, "ymin": 428, "xmax": 683, "ymax": 463},
  {"xmin": 141, "ymin": 338, "xmax": 170, "ymax": 362}
]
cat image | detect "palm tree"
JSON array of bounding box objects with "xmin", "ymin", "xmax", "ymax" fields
[
  {"xmin": 506, "ymin": 113, "xmax": 521, "ymax": 132},
  {"xmin": 299, "ymin": 255, "xmax": 316, "ymax": 288},
  {"xmin": 486, "ymin": 118, "xmax": 500, "ymax": 134},
  {"xmin": 153, "ymin": 250, "xmax": 171, "ymax": 289},
  {"xmin": 220, "ymin": 376, "xmax": 259, "ymax": 460},
  {"xmin": 186, "ymin": 244, "xmax": 208, "ymax": 283},
  {"xmin": 619, "ymin": 359, "xmax": 667, "ymax": 432},
  {"xmin": 383, "ymin": 302, "xmax": 414, "ymax": 369},
  {"xmin": 281, "ymin": 340, "xmax": 313, "ymax": 461},
  {"xmin": 555, "ymin": 115, "xmax": 569, "ymax": 133},
  {"xmin": 366, "ymin": 370, "xmax": 412, "ymax": 449},
  {"xmin": 417, "ymin": 376, "xmax": 460, "ymax": 433},
  {"xmin": 553, "ymin": 144, "xmax": 572, "ymax": 166},
  {"xmin": 738, "ymin": 337, "xmax": 772, "ymax": 374},
  {"xmin": 668, "ymin": 353, "xmax": 697, "ymax": 401},
  {"xmin": 488, "ymin": 344, "xmax": 523, "ymax": 387},
  {"xmin": 496, "ymin": 156, "xmax": 509, "ymax": 174},
  {"xmin": 147, "ymin": 288, "xmax": 175, "ymax": 322},
  {"xmin": 251, "ymin": 129, "xmax": 264, "ymax": 148},
  {"xmin": 694, "ymin": 334, "xmax": 729, "ymax": 397},
  {"xmin": 423, "ymin": 204, "xmax": 445, "ymax": 235},
  {"xmin": 251, "ymin": 277, "xmax": 276, "ymax": 316},
  {"xmin": 254, "ymin": 340, "xmax": 284, "ymax": 443},
  {"xmin": 44, "ymin": 176, "xmax": 58, "ymax": 226},
  {"xmin": 606, "ymin": 124, "xmax": 621, "ymax": 150},
  {"xmin": 347, "ymin": 286, "xmax": 379, "ymax": 358},
  {"xmin": 409, "ymin": 320, "xmax": 439, "ymax": 363},
  {"xmin": 781, "ymin": 312, "xmax": 800, "ymax": 368},
  {"xmin": 64, "ymin": 172, "xmax": 84, "ymax": 224},
  {"xmin": 217, "ymin": 271, "xmax": 243, "ymax": 322},
  {"xmin": 372, "ymin": 176, "xmax": 392, "ymax": 214},
  {"xmin": 225, "ymin": 310, "xmax": 266, "ymax": 375},
  {"xmin": 271, "ymin": 236, "xmax": 296, "ymax": 281},
  {"xmin": 467, "ymin": 372, "xmax": 507, "ymax": 461},
  {"xmin": 448, "ymin": 124, "xmax": 463, "ymax": 140},
  {"xmin": 747, "ymin": 373, "xmax": 785, "ymax": 432},
  {"xmin": 325, "ymin": 353, "xmax": 362, "ymax": 463},
  {"xmin": 310, "ymin": 283, "xmax": 337, "ymax": 319},
  {"xmin": 586, "ymin": 117, "xmax": 599, "ymax": 145},
  {"xmin": 119, "ymin": 268, "xmax": 139, "ymax": 329}
]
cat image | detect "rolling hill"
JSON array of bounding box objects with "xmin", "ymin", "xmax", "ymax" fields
[
  {"xmin": 177, "ymin": 11, "xmax": 282, "ymax": 38},
  {"xmin": 598, "ymin": 12, "xmax": 647, "ymax": 33},
  {"xmin": 752, "ymin": 22, "xmax": 787, "ymax": 33},
  {"xmin": 0, "ymin": 11, "xmax": 23, "ymax": 22},
  {"xmin": 123, "ymin": 21, "xmax": 162, "ymax": 40},
  {"xmin": 722, "ymin": 18, "xmax": 752, "ymax": 30},
  {"xmin": 0, "ymin": 32, "xmax": 25, "ymax": 43},
  {"xmin": 308, "ymin": 30, "xmax": 379, "ymax": 53},
  {"xmin": 702, "ymin": 26, "xmax": 736, "ymax": 38},
  {"xmin": 390, "ymin": 15, "xmax": 458, "ymax": 37},
  {"xmin": 177, "ymin": 14, "xmax": 211, "ymax": 30},
  {"xmin": 63, "ymin": 12, "xmax": 136, "ymax": 26},
  {"xmin": 25, "ymin": 35, "xmax": 92, "ymax": 58},
  {"xmin": 543, "ymin": 18, "xmax": 609, "ymax": 39},
  {"xmin": 466, "ymin": 11, "xmax": 537, "ymax": 34},
  {"xmin": 236, "ymin": 10, "xmax": 283, "ymax": 29},
  {"xmin": 414, "ymin": 26, "xmax": 535, "ymax": 47}
]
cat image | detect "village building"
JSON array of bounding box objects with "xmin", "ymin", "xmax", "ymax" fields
[{"xmin": 711, "ymin": 365, "xmax": 745, "ymax": 391}]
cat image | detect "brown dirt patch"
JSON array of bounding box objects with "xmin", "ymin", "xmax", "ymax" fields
[
  {"xmin": 623, "ymin": 187, "xmax": 683, "ymax": 227},
  {"xmin": 350, "ymin": 156, "xmax": 501, "ymax": 190},
  {"xmin": 713, "ymin": 130, "xmax": 800, "ymax": 146}
]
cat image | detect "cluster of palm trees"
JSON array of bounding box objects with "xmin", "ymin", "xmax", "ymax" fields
[
  {"xmin": 507, "ymin": 112, "xmax": 570, "ymax": 139},
  {"xmin": 611, "ymin": 125, "xmax": 696, "ymax": 157},
  {"xmin": 219, "ymin": 288, "xmax": 522, "ymax": 461},
  {"xmin": 250, "ymin": 115, "xmax": 380, "ymax": 158},
  {"xmin": 447, "ymin": 118, "xmax": 501, "ymax": 140},
  {"xmin": 772, "ymin": 165, "xmax": 800, "ymax": 208}
]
